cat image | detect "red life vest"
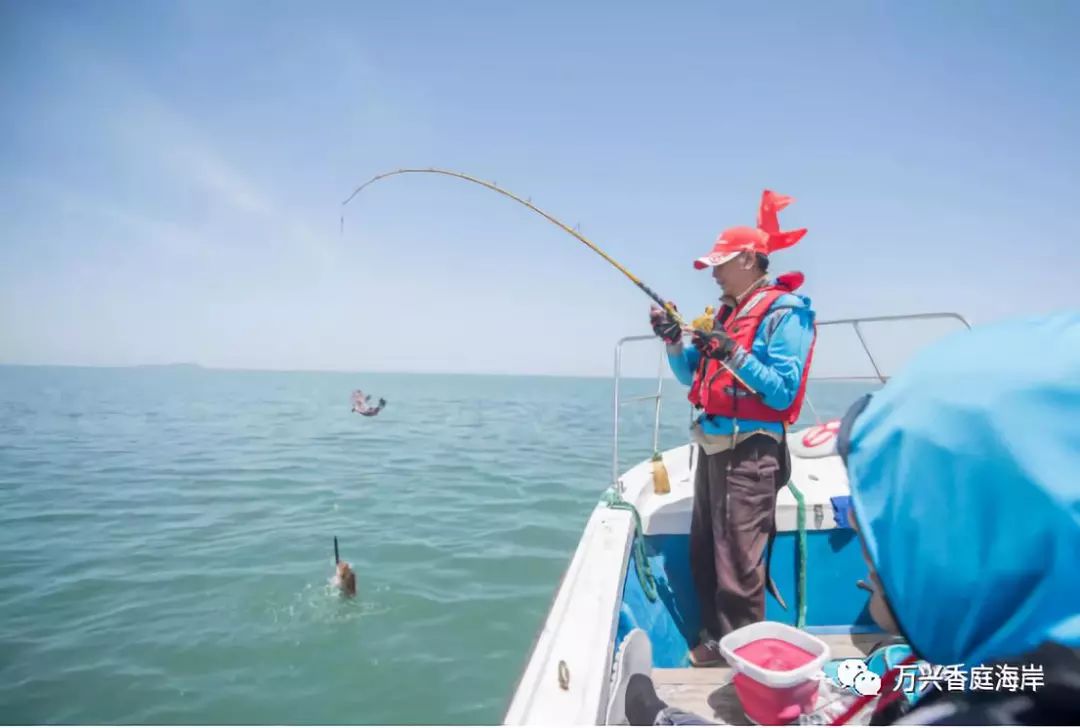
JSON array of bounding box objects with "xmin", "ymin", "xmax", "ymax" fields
[{"xmin": 687, "ymin": 277, "xmax": 816, "ymax": 425}]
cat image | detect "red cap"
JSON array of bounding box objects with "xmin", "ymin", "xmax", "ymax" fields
[{"xmin": 693, "ymin": 190, "xmax": 807, "ymax": 270}]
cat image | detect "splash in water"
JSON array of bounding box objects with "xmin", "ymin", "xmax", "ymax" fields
[
  {"xmin": 350, "ymin": 390, "xmax": 386, "ymax": 417},
  {"xmin": 268, "ymin": 581, "xmax": 388, "ymax": 627}
]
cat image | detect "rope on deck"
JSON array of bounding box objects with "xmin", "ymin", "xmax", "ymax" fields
[{"xmin": 786, "ymin": 480, "xmax": 808, "ymax": 628}]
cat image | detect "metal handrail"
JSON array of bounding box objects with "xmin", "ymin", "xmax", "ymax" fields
[
  {"xmin": 799, "ymin": 312, "xmax": 972, "ymax": 424},
  {"xmin": 609, "ymin": 312, "xmax": 973, "ymax": 482},
  {"xmin": 817, "ymin": 312, "xmax": 972, "ymax": 328},
  {"xmin": 814, "ymin": 312, "xmax": 973, "ymax": 385},
  {"xmin": 612, "ymin": 335, "xmax": 665, "ymax": 494}
]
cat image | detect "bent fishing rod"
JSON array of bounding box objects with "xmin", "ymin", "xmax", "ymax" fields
[{"xmin": 340, "ymin": 167, "xmax": 756, "ymax": 393}]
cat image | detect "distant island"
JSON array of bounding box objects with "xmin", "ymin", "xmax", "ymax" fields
[{"xmin": 133, "ymin": 363, "xmax": 204, "ymax": 370}]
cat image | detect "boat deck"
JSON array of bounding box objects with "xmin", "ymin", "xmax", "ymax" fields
[{"xmin": 652, "ymin": 632, "xmax": 885, "ymax": 725}]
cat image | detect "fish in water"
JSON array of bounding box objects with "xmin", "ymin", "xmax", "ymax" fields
[
  {"xmin": 335, "ymin": 562, "xmax": 357, "ymax": 598},
  {"xmin": 350, "ymin": 390, "xmax": 386, "ymax": 417},
  {"xmin": 333, "ymin": 536, "xmax": 357, "ymax": 597}
]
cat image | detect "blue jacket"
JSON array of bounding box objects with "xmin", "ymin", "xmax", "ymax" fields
[
  {"xmin": 667, "ymin": 291, "xmax": 815, "ymax": 435},
  {"xmin": 846, "ymin": 311, "xmax": 1080, "ymax": 669}
]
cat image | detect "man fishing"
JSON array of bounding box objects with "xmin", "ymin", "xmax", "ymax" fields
[{"xmin": 649, "ymin": 190, "xmax": 816, "ymax": 666}]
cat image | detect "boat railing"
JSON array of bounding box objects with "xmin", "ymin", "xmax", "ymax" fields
[
  {"xmin": 611, "ymin": 312, "xmax": 972, "ymax": 490},
  {"xmin": 611, "ymin": 334, "xmax": 667, "ymax": 495},
  {"xmin": 800, "ymin": 312, "xmax": 972, "ymax": 423}
]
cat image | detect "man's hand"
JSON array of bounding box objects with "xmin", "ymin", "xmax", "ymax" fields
[
  {"xmin": 650, "ymin": 304, "xmax": 682, "ymax": 344},
  {"xmin": 692, "ymin": 328, "xmax": 736, "ymax": 360}
]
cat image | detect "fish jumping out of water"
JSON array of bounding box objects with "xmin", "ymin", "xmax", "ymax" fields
[
  {"xmin": 333, "ymin": 536, "xmax": 357, "ymax": 598},
  {"xmin": 350, "ymin": 390, "xmax": 386, "ymax": 417}
]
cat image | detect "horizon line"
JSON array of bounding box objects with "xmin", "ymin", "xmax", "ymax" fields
[{"xmin": 0, "ymin": 360, "xmax": 679, "ymax": 381}]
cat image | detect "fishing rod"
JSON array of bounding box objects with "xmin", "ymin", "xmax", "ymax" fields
[
  {"xmin": 342, "ymin": 168, "xmax": 680, "ymax": 321},
  {"xmin": 340, "ymin": 167, "xmax": 756, "ymax": 392}
]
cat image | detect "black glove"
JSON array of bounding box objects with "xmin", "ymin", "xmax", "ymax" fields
[
  {"xmin": 691, "ymin": 328, "xmax": 736, "ymax": 360},
  {"xmin": 650, "ymin": 304, "xmax": 682, "ymax": 344}
]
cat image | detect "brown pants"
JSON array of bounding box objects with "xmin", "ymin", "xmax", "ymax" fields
[{"xmin": 690, "ymin": 434, "xmax": 788, "ymax": 641}]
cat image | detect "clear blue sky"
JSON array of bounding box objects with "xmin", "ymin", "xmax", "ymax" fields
[{"xmin": 2, "ymin": 1, "xmax": 1077, "ymax": 376}]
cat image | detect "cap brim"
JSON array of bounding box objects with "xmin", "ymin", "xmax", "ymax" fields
[
  {"xmin": 693, "ymin": 251, "xmax": 741, "ymax": 270},
  {"xmin": 836, "ymin": 393, "xmax": 873, "ymax": 467}
]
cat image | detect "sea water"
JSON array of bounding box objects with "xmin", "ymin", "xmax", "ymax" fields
[{"xmin": 0, "ymin": 365, "xmax": 873, "ymax": 724}]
